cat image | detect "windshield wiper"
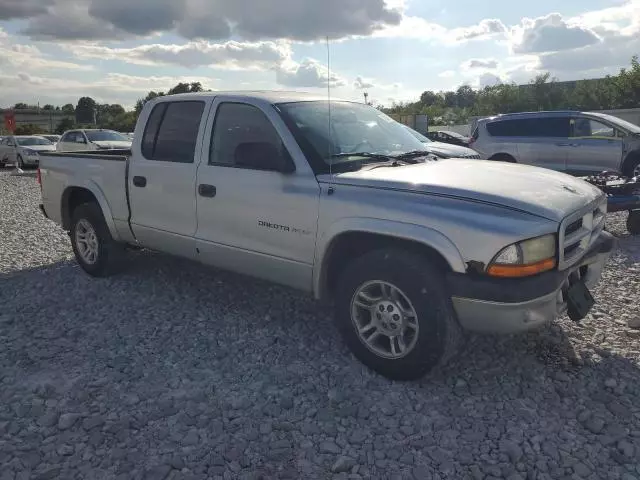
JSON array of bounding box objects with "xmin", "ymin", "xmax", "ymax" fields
[
  {"xmin": 330, "ymin": 152, "xmax": 410, "ymax": 170},
  {"xmin": 331, "ymin": 152, "xmax": 396, "ymax": 162},
  {"xmin": 393, "ymin": 150, "xmax": 436, "ymax": 160}
]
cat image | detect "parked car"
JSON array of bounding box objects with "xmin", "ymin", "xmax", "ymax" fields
[
  {"xmin": 403, "ymin": 125, "xmax": 482, "ymax": 159},
  {"xmin": 39, "ymin": 91, "xmax": 615, "ymax": 380},
  {"xmin": 56, "ymin": 129, "xmax": 132, "ymax": 152},
  {"xmin": 472, "ymin": 111, "xmax": 640, "ymax": 177},
  {"xmin": 0, "ymin": 135, "xmax": 56, "ymax": 168},
  {"xmin": 427, "ymin": 130, "xmax": 472, "ymax": 146},
  {"xmin": 41, "ymin": 134, "xmax": 61, "ymax": 145}
]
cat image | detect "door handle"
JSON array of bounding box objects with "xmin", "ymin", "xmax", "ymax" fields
[
  {"xmin": 132, "ymin": 176, "xmax": 147, "ymax": 187},
  {"xmin": 198, "ymin": 184, "xmax": 216, "ymax": 197}
]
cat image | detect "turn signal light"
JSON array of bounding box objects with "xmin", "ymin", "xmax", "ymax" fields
[{"xmin": 487, "ymin": 257, "xmax": 556, "ymax": 278}]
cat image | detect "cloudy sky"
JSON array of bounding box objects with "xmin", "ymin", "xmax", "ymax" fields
[{"xmin": 0, "ymin": 0, "xmax": 638, "ymax": 109}]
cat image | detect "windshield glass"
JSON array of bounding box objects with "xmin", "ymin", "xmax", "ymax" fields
[
  {"xmin": 404, "ymin": 126, "xmax": 432, "ymax": 143},
  {"xmin": 85, "ymin": 130, "xmax": 130, "ymax": 142},
  {"xmin": 590, "ymin": 113, "xmax": 640, "ymax": 134},
  {"xmin": 443, "ymin": 130, "xmax": 467, "ymax": 139},
  {"xmin": 278, "ymin": 101, "xmax": 426, "ymax": 171},
  {"xmin": 16, "ymin": 137, "xmax": 53, "ymax": 146}
]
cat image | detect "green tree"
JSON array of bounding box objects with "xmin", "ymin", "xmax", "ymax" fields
[
  {"xmin": 42, "ymin": 104, "xmax": 55, "ymax": 111},
  {"xmin": 61, "ymin": 104, "xmax": 75, "ymax": 114},
  {"xmin": 55, "ymin": 118, "xmax": 75, "ymax": 134},
  {"xmin": 15, "ymin": 124, "xmax": 45, "ymax": 135},
  {"xmin": 76, "ymin": 97, "xmax": 97, "ymax": 124}
]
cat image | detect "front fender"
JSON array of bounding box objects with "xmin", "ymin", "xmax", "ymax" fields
[
  {"xmin": 313, "ymin": 217, "xmax": 466, "ymax": 299},
  {"xmin": 61, "ymin": 178, "xmax": 121, "ymax": 242}
]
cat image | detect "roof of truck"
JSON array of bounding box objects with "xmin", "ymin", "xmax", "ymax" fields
[{"xmin": 156, "ymin": 90, "xmax": 346, "ymax": 104}]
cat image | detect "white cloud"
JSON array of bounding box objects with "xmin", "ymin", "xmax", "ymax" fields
[
  {"xmin": 478, "ymin": 73, "xmax": 503, "ymax": 88},
  {"xmin": 13, "ymin": 0, "xmax": 403, "ymax": 42},
  {"xmin": 462, "ymin": 58, "xmax": 499, "ymax": 70},
  {"xmin": 275, "ymin": 58, "xmax": 346, "ymax": 88},
  {"xmin": 510, "ymin": 13, "xmax": 600, "ymax": 54},
  {"xmin": 353, "ymin": 76, "xmax": 375, "ymax": 89},
  {"xmin": 0, "ymin": 28, "xmax": 93, "ymax": 72},
  {"xmin": 0, "ymin": 72, "xmax": 218, "ymax": 108},
  {"xmin": 65, "ymin": 40, "xmax": 292, "ymax": 70}
]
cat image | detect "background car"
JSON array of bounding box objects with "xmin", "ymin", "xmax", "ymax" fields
[
  {"xmin": 41, "ymin": 134, "xmax": 61, "ymax": 146},
  {"xmin": 57, "ymin": 129, "xmax": 132, "ymax": 152},
  {"xmin": 403, "ymin": 125, "xmax": 482, "ymax": 159},
  {"xmin": 471, "ymin": 110, "xmax": 640, "ymax": 176},
  {"xmin": 426, "ymin": 130, "xmax": 472, "ymax": 146},
  {"xmin": 0, "ymin": 135, "xmax": 56, "ymax": 168}
]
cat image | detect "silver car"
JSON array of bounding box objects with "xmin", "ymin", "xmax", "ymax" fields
[
  {"xmin": 403, "ymin": 125, "xmax": 483, "ymax": 159},
  {"xmin": 0, "ymin": 135, "xmax": 56, "ymax": 168},
  {"xmin": 472, "ymin": 111, "xmax": 640, "ymax": 177}
]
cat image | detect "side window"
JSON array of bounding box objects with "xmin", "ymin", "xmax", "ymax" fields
[
  {"xmin": 487, "ymin": 118, "xmax": 569, "ymax": 137},
  {"xmin": 60, "ymin": 133, "xmax": 70, "ymax": 143},
  {"xmin": 142, "ymin": 101, "xmax": 205, "ymax": 163},
  {"xmin": 141, "ymin": 103, "xmax": 167, "ymax": 159},
  {"xmin": 571, "ymin": 118, "xmax": 615, "ymax": 138},
  {"xmin": 209, "ymin": 102, "xmax": 285, "ymax": 169}
]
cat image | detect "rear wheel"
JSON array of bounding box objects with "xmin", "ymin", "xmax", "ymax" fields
[
  {"xmin": 489, "ymin": 153, "xmax": 516, "ymax": 163},
  {"xmin": 335, "ymin": 249, "xmax": 462, "ymax": 380},
  {"xmin": 70, "ymin": 202, "xmax": 125, "ymax": 277}
]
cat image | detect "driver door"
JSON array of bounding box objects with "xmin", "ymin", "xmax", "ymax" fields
[{"xmin": 194, "ymin": 99, "xmax": 321, "ymax": 290}]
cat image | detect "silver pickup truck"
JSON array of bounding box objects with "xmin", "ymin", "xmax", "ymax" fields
[{"xmin": 39, "ymin": 92, "xmax": 616, "ymax": 380}]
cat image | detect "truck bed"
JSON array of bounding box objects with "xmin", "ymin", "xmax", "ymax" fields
[{"xmin": 39, "ymin": 150, "xmax": 133, "ymax": 242}]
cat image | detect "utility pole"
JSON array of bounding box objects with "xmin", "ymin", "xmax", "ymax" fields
[{"xmin": 363, "ymin": 92, "xmax": 369, "ymax": 105}]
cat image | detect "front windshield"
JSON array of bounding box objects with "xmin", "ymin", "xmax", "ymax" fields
[
  {"xmin": 86, "ymin": 130, "xmax": 130, "ymax": 142},
  {"xmin": 277, "ymin": 101, "xmax": 426, "ymax": 170},
  {"xmin": 591, "ymin": 113, "xmax": 640, "ymax": 134},
  {"xmin": 404, "ymin": 126, "xmax": 432, "ymax": 143},
  {"xmin": 16, "ymin": 137, "xmax": 53, "ymax": 146}
]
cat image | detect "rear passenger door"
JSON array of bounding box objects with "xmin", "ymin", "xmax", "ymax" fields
[
  {"xmin": 568, "ymin": 117, "xmax": 623, "ymax": 175},
  {"xmin": 128, "ymin": 99, "xmax": 209, "ymax": 258}
]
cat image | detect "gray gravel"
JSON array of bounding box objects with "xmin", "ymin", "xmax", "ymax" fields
[{"xmin": 1, "ymin": 168, "xmax": 640, "ymax": 480}]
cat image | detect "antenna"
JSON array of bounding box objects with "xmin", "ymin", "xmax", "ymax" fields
[{"xmin": 326, "ymin": 35, "xmax": 335, "ymax": 195}]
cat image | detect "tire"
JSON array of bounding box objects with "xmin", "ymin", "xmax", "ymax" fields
[
  {"xmin": 17, "ymin": 155, "xmax": 24, "ymax": 169},
  {"xmin": 489, "ymin": 153, "xmax": 516, "ymax": 163},
  {"xmin": 335, "ymin": 248, "xmax": 462, "ymax": 381},
  {"xmin": 70, "ymin": 202, "xmax": 125, "ymax": 277},
  {"xmin": 627, "ymin": 211, "xmax": 640, "ymax": 235},
  {"xmin": 622, "ymin": 155, "xmax": 640, "ymax": 178}
]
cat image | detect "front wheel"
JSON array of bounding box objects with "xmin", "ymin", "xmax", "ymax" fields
[
  {"xmin": 335, "ymin": 249, "xmax": 462, "ymax": 380},
  {"xmin": 70, "ymin": 202, "xmax": 125, "ymax": 277},
  {"xmin": 628, "ymin": 211, "xmax": 640, "ymax": 235},
  {"xmin": 17, "ymin": 155, "xmax": 24, "ymax": 169}
]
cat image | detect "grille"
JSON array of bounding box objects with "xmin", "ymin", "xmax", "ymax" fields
[
  {"xmin": 558, "ymin": 196, "xmax": 607, "ymax": 270},
  {"xmin": 464, "ymin": 154, "xmax": 481, "ymax": 159}
]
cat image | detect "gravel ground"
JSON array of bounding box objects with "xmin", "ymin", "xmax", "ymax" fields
[{"xmin": 1, "ymin": 168, "xmax": 639, "ymax": 480}]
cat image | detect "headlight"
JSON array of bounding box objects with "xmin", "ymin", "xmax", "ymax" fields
[
  {"xmin": 25, "ymin": 149, "xmax": 39, "ymax": 157},
  {"xmin": 487, "ymin": 234, "xmax": 556, "ymax": 278}
]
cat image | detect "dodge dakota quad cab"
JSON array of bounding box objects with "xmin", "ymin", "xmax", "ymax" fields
[{"xmin": 39, "ymin": 92, "xmax": 616, "ymax": 380}]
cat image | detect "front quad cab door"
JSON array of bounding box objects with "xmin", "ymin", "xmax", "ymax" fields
[
  {"xmin": 128, "ymin": 100, "xmax": 208, "ymax": 257},
  {"xmin": 195, "ymin": 99, "xmax": 321, "ymax": 290},
  {"xmin": 568, "ymin": 117, "xmax": 624, "ymax": 175}
]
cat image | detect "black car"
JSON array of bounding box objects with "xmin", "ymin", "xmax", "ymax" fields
[{"xmin": 426, "ymin": 130, "xmax": 471, "ymax": 147}]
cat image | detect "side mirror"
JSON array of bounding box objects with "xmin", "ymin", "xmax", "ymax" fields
[{"xmin": 234, "ymin": 141, "xmax": 295, "ymax": 173}]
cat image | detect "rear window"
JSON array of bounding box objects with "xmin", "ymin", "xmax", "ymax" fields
[
  {"xmin": 486, "ymin": 117, "xmax": 570, "ymax": 138},
  {"xmin": 142, "ymin": 101, "xmax": 205, "ymax": 163}
]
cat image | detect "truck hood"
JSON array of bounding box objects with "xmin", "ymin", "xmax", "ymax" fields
[
  {"xmin": 422, "ymin": 141, "xmax": 480, "ymax": 158},
  {"xmin": 324, "ymin": 159, "xmax": 604, "ymax": 221},
  {"xmin": 92, "ymin": 141, "xmax": 132, "ymax": 149}
]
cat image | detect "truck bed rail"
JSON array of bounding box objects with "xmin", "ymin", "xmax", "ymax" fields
[{"xmin": 39, "ymin": 150, "xmax": 130, "ymax": 161}]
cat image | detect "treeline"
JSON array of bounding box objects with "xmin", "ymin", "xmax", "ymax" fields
[
  {"xmin": 385, "ymin": 56, "xmax": 640, "ymax": 125},
  {"xmin": 4, "ymin": 82, "xmax": 210, "ymax": 135}
]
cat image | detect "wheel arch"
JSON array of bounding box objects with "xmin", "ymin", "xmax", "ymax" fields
[
  {"xmin": 621, "ymin": 150, "xmax": 640, "ymax": 177},
  {"xmin": 61, "ymin": 182, "xmax": 120, "ymax": 241},
  {"xmin": 314, "ymin": 219, "xmax": 466, "ymax": 301},
  {"xmin": 489, "ymin": 153, "xmax": 516, "ymax": 162}
]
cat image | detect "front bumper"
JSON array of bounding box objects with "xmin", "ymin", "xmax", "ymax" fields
[{"xmin": 448, "ymin": 231, "xmax": 616, "ymax": 334}]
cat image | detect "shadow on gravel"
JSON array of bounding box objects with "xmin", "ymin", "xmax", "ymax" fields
[{"xmin": 2, "ymin": 247, "xmax": 640, "ymax": 479}]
